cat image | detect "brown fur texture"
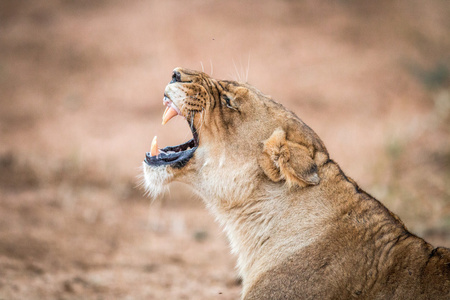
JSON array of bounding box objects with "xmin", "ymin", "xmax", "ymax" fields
[{"xmin": 143, "ymin": 68, "xmax": 450, "ymax": 299}]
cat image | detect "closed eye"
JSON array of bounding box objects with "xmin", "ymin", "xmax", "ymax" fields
[
  {"xmin": 222, "ymin": 94, "xmax": 236, "ymax": 109},
  {"xmin": 221, "ymin": 93, "xmax": 239, "ymax": 111},
  {"xmin": 222, "ymin": 94, "xmax": 232, "ymax": 107}
]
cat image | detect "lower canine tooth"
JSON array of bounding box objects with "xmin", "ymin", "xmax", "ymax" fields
[{"xmin": 151, "ymin": 136, "xmax": 159, "ymax": 156}]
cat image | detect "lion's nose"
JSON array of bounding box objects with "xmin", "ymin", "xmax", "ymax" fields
[{"xmin": 170, "ymin": 70, "xmax": 182, "ymax": 83}]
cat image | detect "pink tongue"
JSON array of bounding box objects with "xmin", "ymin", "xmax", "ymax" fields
[{"xmin": 162, "ymin": 106, "xmax": 178, "ymax": 125}]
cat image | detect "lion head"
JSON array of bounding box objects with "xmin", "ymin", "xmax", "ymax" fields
[{"xmin": 142, "ymin": 67, "xmax": 329, "ymax": 205}]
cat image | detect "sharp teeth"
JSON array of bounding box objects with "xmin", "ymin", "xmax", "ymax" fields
[
  {"xmin": 162, "ymin": 106, "xmax": 179, "ymax": 125},
  {"xmin": 162, "ymin": 106, "xmax": 169, "ymax": 119},
  {"xmin": 150, "ymin": 136, "xmax": 159, "ymax": 156}
]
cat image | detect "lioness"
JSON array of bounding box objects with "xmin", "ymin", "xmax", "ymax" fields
[{"xmin": 142, "ymin": 68, "xmax": 450, "ymax": 299}]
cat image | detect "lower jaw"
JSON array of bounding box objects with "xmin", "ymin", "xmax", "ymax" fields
[
  {"xmin": 144, "ymin": 147, "xmax": 197, "ymax": 169},
  {"xmin": 144, "ymin": 121, "xmax": 199, "ymax": 168}
]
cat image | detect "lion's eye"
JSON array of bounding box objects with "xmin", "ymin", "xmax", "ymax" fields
[
  {"xmin": 222, "ymin": 94, "xmax": 238, "ymax": 111},
  {"xmin": 222, "ymin": 94, "xmax": 232, "ymax": 107}
]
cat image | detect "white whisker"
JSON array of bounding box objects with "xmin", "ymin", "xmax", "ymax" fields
[
  {"xmin": 232, "ymin": 59, "xmax": 241, "ymax": 82},
  {"xmin": 200, "ymin": 61, "xmax": 205, "ymax": 72},
  {"xmin": 197, "ymin": 110, "xmax": 204, "ymax": 135},
  {"xmin": 240, "ymin": 57, "xmax": 245, "ymax": 83}
]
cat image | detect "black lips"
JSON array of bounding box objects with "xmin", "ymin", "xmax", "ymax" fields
[{"xmin": 145, "ymin": 139, "xmax": 197, "ymax": 169}]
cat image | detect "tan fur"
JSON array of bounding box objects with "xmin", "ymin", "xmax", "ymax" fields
[{"xmin": 143, "ymin": 68, "xmax": 450, "ymax": 299}]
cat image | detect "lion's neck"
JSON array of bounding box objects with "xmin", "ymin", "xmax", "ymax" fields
[
  {"xmin": 199, "ymin": 181, "xmax": 332, "ymax": 293},
  {"xmin": 192, "ymin": 151, "xmax": 332, "ymax": 289}
]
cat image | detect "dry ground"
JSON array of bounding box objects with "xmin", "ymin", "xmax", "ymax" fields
[{"xmin": 0, "ymin": 1, "xmax": 449, "ymax": 299}]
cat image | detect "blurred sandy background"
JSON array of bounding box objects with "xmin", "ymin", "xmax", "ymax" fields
[{"xmin": 0, "ymin": 1, "xmax": 449, "ymax": 299}]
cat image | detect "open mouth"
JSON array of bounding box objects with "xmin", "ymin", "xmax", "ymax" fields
[{"xmin": 144, "ymin": 96, "xmax": 199, "ymax": 169}]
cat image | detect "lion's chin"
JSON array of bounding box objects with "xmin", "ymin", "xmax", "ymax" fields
[{"xmin": 142, "ymin": 163, "xmax": 174, "ymax": 199}]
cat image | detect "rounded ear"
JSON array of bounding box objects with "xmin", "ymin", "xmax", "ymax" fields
[{"xmin": 258, "ymin": 128, "xmax": 320, "ymax": 188}]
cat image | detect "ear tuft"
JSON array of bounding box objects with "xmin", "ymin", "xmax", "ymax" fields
[{"xmin": 258, "ymin": 128, "xmax": 320, "ymax": 188}]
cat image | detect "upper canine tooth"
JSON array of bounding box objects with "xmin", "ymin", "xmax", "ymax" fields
[
  {"xmin": 162, "ymin": 106, "xmax": 179, "ymax": 125},
  {"xmin": 162, "ymin": 106, "xmax": 170, "ymax": 121},
  {"xmin": 150, "ymin": 136, "xmax": 159, "ymax": 156}
]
